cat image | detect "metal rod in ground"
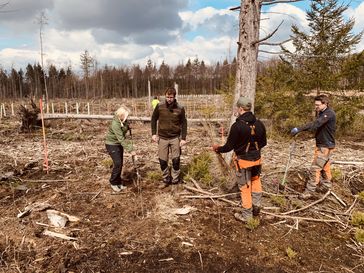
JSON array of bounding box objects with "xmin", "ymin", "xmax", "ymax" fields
[{"xmin": 281, "ymin": 137, "xmax": 296, "ymax": 187}]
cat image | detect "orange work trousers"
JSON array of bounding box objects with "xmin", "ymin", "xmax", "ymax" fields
[{"xmin": 235, "ymin": 158, "xmax": 262, "ymax": 218}]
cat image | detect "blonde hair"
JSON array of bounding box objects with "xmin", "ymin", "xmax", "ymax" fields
[{"xmin": 115, "ymin": 105, "xmax": 130, "ymax": 123}]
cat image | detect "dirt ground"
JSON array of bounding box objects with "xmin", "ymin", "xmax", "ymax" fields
[{"xmin": 0, "ymin": 117, "xmax": 363, "ymax": 273}]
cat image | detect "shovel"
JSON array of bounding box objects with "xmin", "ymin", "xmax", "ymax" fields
[
  {"xmin": 128, "ymin": 126, "xmax": 142, "ymax": 189},
  {"xmin": 280, "ymin": 135, "xmax": 297, "ymax": 190}
]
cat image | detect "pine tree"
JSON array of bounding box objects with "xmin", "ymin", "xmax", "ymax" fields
[{"xmin": 282, "ymin": 0, "xmax": 362, "ymax": 91}]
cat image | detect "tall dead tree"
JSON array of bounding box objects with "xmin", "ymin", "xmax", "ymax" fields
[
  {"xmin": 231, "ymin": 0, "xmax": 300, "ymax": 110},
  {"xmin": 36, "ymin": 11, "xmax": 48, "ymax": 104},
  {"xmin": 232, "ymin": 1, "xmax": 261, "ymax": 112},
  {"xmin": 225, "ymin": 0, "xmax": 300, "ymax": 163}
]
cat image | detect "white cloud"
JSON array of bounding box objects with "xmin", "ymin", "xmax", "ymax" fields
[
  {"xmin": 0, "ymin": 48, "xmax": 39, "ymax": 69},
  {"xmin": 349, "ymin": 2, "xmax": 364, "ymax": 52},
  {"xmin": 135, "ymin": 35, "xmax": 235, "ymax": 67},
  {"xmin": 180, "ymin": 7, "xmax": 233, "ymax": 30},
  {"xmin": 259, "ymin": 4, "xmax": 308, "ymax": 57}
]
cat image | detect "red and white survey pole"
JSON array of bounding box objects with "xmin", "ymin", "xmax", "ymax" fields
[{"xmin": 39, "ymin": 98, "xmax": 49, "ymax": 173}]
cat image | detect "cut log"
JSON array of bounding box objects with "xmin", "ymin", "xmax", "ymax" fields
[{"xmin": 38, "ymin": 113, "xmax": 226, "ymax": 123}]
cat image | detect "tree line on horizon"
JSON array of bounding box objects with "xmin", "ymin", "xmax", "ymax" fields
[
  {"xmin": 0, "ymin": 50, "xmax": 363, "ymax": 101},
  {"xmin": 0, "ymin": 56, "xmax": 238, "ymax": 100}
]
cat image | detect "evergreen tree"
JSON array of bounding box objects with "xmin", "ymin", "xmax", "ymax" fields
[{"xmin": 282, "ymin": 0, "xmax": 362, "ymax": 91}]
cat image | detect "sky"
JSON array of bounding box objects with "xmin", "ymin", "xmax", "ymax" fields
[{"xmin": 0, "ymin": 0, "xmax": 363, "ymax": 71}]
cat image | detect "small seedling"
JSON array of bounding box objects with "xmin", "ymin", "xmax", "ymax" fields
[
  {"xmin": 270, "ymin": 195, "xmax": 287, "ymax": 208},
  {"xmin": 351, "ymin": 211, "xmax": 364, "ymax": 226},
  {"xmin": 291, "ymin": 200, "xmax": 303, "ymax": 209},
  {"xmin": 146, "ymin": 171, "xmax": 163, "ymax": 182},
  {"xmin": 354, "ymin": 228, "xmax": 364, "ymax": 243},
  {"xmin": 331, "ymin": 168, "xmax": 342, "ymax": 181},
  {"xmin": 245, "ymin": 217, "xmax": 260, "ymax": 230},
  {"xmin": 187, "ymin": 152, "xmax": 213, "ymax": 185},
  {"xmin": 286, "ymin": 247, "xmax": 297, "ymax": 259},
  {"xmin": 358, "ymin": 191, "xmax": 364, "ymax": 203},
  {"xmin": 101, "ymin": 158, "xmax": 113, "ymax": 168}
]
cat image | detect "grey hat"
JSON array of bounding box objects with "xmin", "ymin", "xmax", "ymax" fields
[{"xmin": 236, "ymin": 97, "xmax": 252, "ymax": 109}]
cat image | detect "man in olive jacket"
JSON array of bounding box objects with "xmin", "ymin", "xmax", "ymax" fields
[{"xmin": 151, "ymin": 87, "xmax": 187, "ymax": 187}]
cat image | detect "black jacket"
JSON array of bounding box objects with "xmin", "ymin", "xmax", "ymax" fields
[
  {"xmin": 217, "ymin": 112, "xmax": 267, "ymax": 161},
  {"xmin": 299, "ymin": 107, "xmax": 336, "ymax": 148}
]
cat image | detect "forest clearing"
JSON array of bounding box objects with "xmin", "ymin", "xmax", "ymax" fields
[
  {"xmin": 0, "ymin": 98, "xmax": 363, "ymax": 273},
  {"xmin": 1, "ymin": 0, "xmax": 364, "ymax": 272}
]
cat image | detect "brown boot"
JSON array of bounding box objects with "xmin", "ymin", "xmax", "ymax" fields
[{"xmin": 299, "ymin": 190, "xmax": 313, "ymax": 200}]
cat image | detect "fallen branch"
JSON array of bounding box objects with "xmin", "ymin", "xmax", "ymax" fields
[
  {"xmin": 281, "ymin": 191, "xmax": 330, "ymax": 215},
  {"xmin": 332, "ymin": 160, "xmax": 364, "ymax": 166},
  {"xmin": 345, "ymin": 196, "xmax": 358, "ymax": 215},
  {"xmin": 43, "ymin": 230, "xmax": 78, "ymax": 241},
  {"xmin": 90, "ymin": 190, "xmax": 102, "ymax": 201},
  {"xmin": 183, "ymin": 185, "xmax": 239, "ymax": 206},
  {"xmin": 189, "ymin": 177, "xmax": 203, "ymax": 190},
  {"xmin": 262, "ymin": 211, "xmax": 340, "ymax": 223},
  {"xmin": 330, "ymin": 191, "xmax": 347, "ymax": 207},
  {"xmin": 21, "ymin": 179, "xmax": 78, "ymax": 183}
]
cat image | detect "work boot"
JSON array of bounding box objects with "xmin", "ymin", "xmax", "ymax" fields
[
  {"xmin": 252, "ymin": 206, "xmax": 261, "ymax": 217},
  {"xmin": 234, "ymin": 213, "xmax": 247, "ymax": 223},
  {"xmin": 158, "ymin": 176, "xmax": 171, "ymax": 189},
  {"xmin": 171, "ymin": 177, "xmax": 182, "ymax": 184},
  {"xmin": 111, "ymin": 184, "xmax": 127, "ymax": 192},
  {"xmin": 234, "ymin": 213, "xmax": 252, "ymax": 223},
  {"xmin": 316, "ymin": 184, "xmax": 330, "ymax": 194},
  {"xmin": 299, "ymin": 190, "xmax": 313, "ymax": 200}
]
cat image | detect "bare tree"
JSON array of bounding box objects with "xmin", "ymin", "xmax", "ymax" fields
[
  {"xmin": 224, "ymin": 0, "xmax": 301, "ymax": 163},
  {"xmin": 80, "ymin": 50, "xmax": 94, "ymax": 99},
  {"xmin": 35, "ymin": 11, "xmax": 49, "ymax": 103},
  {"xmin": 231, "ymin": 0, "xmax": 301, "ymax": 110}
]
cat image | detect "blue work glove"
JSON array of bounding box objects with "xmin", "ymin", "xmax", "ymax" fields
[{"xmin": 290, "ymin": 127, "xmax": 299, "ymax": 136}]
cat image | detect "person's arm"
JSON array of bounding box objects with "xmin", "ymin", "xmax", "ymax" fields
[
  {"xmin": 111, "ymin": 120, "xmax": 133, "ymax": 152},
  {"xmin": 180, "ymin": 107, "xmax": 187, "ymax": 141},
  {"xmin": 299, "ymin": 110, "xmax": 333, "ymax": 132},
  {"xmin": 151, "ymin": 104, "xmax": 159, "ymax": 136},
  {"xmin": 216, "ymin": 123, "xmax": 239, "ymax": 153}
]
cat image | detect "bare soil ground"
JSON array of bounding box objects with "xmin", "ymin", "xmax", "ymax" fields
[{"xmin": 0, "ymin": 117, "xmax": 363, "ymax": 273}]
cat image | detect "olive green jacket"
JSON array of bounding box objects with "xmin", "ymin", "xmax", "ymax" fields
[{"xmin": 105, "ymin": 116, "xmax": 133, "ymax": 152}]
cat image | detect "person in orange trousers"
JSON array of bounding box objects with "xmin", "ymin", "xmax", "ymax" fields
[
  {"xmin": 212, "ymin": 97, "xmax": 267, "ymax": 222},
  {"xmin": 291, "ymin": 95, "xmax": 336, "ymax": 199}
]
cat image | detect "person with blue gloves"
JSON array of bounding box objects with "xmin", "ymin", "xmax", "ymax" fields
[{"xmin": 291, "ymin": 95, "xmax": 336, "ymax": 199}]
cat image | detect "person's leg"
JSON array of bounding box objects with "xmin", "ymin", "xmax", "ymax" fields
[
  {"xmin": 105, "ymin": 144, "xmax": 123, "ymax": 186},
  {"xmin": 320, "ymin": 148, "xmax": 333, "ymax": 191},
  {"xmin": 235, "ymin": 168, "xmax": 253, "ymax": 221},
  {"xmin": 301, "ymin": 147, "xmax": 330, "ymax": 199},
  {"xmin": 158, "ymin": 138, "xmax": 171, "ymax": 184},
  {"xmin": 251, "ymin": 165, "xmax": 262, "ymax": 216},
  {"xmin": 170, "ymin": 137, "xmax": 181, "ymax": 184}
]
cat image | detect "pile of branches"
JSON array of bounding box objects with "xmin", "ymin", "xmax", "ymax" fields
[{"xmin": 18, "ymin": 99, "xmax": 41, "ymax": 132}]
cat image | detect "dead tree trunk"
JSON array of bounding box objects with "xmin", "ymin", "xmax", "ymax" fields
[
  {"xmin": 233, "ymin": 0, "xmax": 261, "ymax": 111},
  {"xmin": 225, "ymin": 0, "xmax": 261, "ymax": 163}
]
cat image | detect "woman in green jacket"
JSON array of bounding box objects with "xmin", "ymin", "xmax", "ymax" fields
[{"xmin": 105, "ymin": 106, "xmax": 133, "ymax": 192}]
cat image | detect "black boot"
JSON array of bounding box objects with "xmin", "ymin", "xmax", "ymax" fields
[{"xmin": 252, "ymin": 205, "xmax": 261, "ymax": 217}]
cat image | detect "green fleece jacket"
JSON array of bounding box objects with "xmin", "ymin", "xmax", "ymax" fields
[{"xmin": 105, "ymin": 116, "xmax": 133, "ymax": 152}]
